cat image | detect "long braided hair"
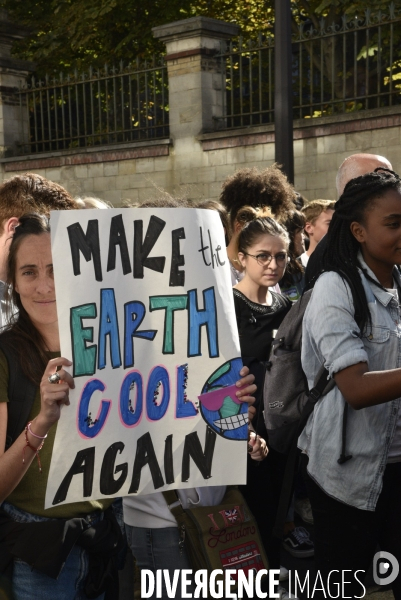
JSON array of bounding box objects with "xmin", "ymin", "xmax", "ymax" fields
[{"xmin": 322, "ymin": 167, "xmax": 401, "ymax": 334}]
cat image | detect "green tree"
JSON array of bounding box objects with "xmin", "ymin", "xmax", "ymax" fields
[
  {"xmin": 2, "ymin": 0, "xmax": 401, "ymax": 75},
  {"xmin": 291, "ymin": 1, "xmax": 401, "ymax": 102}
]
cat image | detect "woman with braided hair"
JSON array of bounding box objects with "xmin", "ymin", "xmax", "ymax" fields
[{"xmin": 299, "ymin": 168, "xmax": 401, "ymax": 598}]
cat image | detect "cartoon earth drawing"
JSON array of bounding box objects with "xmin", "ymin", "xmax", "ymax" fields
[{"xmin": 199, "ymin": 357, "xmax": 248, "ymax": 441}]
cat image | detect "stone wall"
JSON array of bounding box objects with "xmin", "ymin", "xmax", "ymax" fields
[
  {"xmin": 1, "ymin": 105, "xmax": 400, "ymax": 205},
  {"xmin": 1, "ymin": 15, "xmax": 400, "ymax": 205}
]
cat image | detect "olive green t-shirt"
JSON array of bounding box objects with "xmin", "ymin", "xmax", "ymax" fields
[{"xmin": 1, "ymin": 350, "xmax": 113, "ymax": 518}]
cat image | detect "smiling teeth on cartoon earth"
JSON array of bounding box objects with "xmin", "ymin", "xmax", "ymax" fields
[{"xmin": 213, "ymin": 413, "xmax": 248, "ymax": 430}]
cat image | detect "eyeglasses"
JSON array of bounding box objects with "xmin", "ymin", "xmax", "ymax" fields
[{"xmin": 243, "ymin": 252, "xmax": 288, "ymax": 267}]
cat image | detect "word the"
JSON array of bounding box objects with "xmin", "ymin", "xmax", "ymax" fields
[{"xmin": 198, "ymin": 227, "xmax": 226, "ymax": 269}]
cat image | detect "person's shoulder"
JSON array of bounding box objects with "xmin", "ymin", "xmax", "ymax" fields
[
  {"xmin": 313, "ymin": 271, "xmax": 351, "ymax": 292},
  {"xmin": 233, "ymin": 288, "xmax": 247, "ymax": 317},
  {"xmin": 0, "ymin": 330, "xmax": 18, "ymax": 362},
  {"xmin": 233, "ymin": 288, "xmax": 247, "ymax": 305},
  {"xmin": 271, "ymin": 290, "xmax": 292, "ymax": 309},
  {"xmin": 305, "ymin": 237, "xmax": 327, "ymax": 287},
  {"xmin": 309, "ymin": 271, "xmax": 354, "ymax": 314}
]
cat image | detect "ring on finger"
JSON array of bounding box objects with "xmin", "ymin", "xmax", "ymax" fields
[{"xmin": 48, "ymin": 371, "xmax": 61, "ymax": 384}]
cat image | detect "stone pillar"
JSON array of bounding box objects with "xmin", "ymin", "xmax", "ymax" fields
[
  {"xmin": 0, "ymin": 11, "xmax": 34, "ymax": 157},
  {"xmin": 152, "ymin": 17, "xmax": 239, "ymax": 141}
]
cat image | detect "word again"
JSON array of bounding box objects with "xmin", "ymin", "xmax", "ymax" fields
[{"xmin": 52, "ymin": 428, "xmax": 217, "ymax": 505}]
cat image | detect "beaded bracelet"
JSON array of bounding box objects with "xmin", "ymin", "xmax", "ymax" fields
[{"xmin": 23, "ymin": 421, "xmax": 47, "ymax": 473}]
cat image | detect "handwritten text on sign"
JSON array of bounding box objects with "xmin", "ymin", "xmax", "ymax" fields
[{"xmin": 45, "ymin": 208, "xmax": 246, "ymax": 507}]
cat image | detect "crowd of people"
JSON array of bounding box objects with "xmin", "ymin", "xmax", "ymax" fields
[{"xmin": 0, "ymin": 151, "xmax": 400, "ymax": 600}]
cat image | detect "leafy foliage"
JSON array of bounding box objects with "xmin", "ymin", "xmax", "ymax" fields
[{"xmin": 3, "ymin": 0, "xmax": 401, "ymax": 75}]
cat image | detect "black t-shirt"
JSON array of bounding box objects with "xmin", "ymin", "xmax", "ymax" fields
[
  {"xmin": 304, "ymin": 235, "xmax": 327, "ymax": 289},
  {"xmin": 233, "ymin": 288, "xmax": 291, "ymax": 437},
  {"xmin": 233, "ymin": 289, "xmax": 292, "ymax": 362}
]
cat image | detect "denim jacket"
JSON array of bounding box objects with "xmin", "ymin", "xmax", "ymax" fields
[{"xmin": 298, "ymin": 256, "xmax": 401, "ymax": 511}]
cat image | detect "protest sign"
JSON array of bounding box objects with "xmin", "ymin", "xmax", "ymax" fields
[{"xmin": 45, "ymin": 208, "xmax": 247, "ymax": 508}]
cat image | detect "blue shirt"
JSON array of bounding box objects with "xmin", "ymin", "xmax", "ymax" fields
[{"xmin": 299, "ymin": 256, "xmax": 401, "ymax": 511}]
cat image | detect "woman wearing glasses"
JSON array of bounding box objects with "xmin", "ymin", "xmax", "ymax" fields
[
  {"xmin": 233, "ymin": 210, "xmax": 292, "ymax": 355},
  {"xmin": 233, "ymin": 211, "xmax": 299, "ymax": 600}
]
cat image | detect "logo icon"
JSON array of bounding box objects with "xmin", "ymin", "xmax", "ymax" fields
[
  {"xmin": 224, "ymin": 508, "xmax": 240, "ymax": 523},
  {"xmin": 199, "ymin": 358, "xmax": 248, "ymax": 441},
  {"xmin": 373, "ymin": 551, "xmax": 399, "ymax": 586}
]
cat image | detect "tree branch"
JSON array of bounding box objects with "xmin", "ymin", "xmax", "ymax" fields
[{"xmin": 298, "ymin": 0, "xmax": 320, "ymax": 29}]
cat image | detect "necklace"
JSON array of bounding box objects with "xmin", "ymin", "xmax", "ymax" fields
[{"xmin": 233, "ymin": 288, "xmax": 280, "ymax": 314}]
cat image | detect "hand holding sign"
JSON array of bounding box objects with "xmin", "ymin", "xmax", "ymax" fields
[{"xmin": 46, "ymin": 208, "xmax": 247, "ymax": 507}]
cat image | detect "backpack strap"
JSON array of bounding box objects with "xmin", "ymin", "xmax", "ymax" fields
[
  {"xmin": 0, "ymin": 336, "xmax": 38, "ymax": 450},
  {"xmin": 272, "ymin": 365, "xmax": 331, "ymax": 540},
  {"xmin": 162, "ymin": 490, "xmax": 185, "ymax": 519},
  {"xmin": 337, "ymin": 403, "xmax": 353, "ymax": 465},
  {"xmin": 272, "ymin": 365, "xmax": 352, "ymax": 539},
  {"xmin": 271, "ymin": 272, "xmax": 356, "ymax": 538},
  {"xmin": 308, "ymin": 366, "xmax": 334, "ymax": 404}
]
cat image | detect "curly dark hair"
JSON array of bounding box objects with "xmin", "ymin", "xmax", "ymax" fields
[
  {"xmin": 219, "ymin": 165, "xmax": 296, "ymax": 226},
  {"xmin": 323, "ymin": 167, "xmax": 401, "ymax": 334},
  {"xmin": 294, "ymin": 192, "xmax": 307, "ymax": 211}
]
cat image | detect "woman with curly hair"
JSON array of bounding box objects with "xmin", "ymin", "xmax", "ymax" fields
[{"xmin": 219, "ymin": 165, "xmax": 296, "ymax": 285}]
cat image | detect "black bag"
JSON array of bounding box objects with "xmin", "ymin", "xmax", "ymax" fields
[
  {"xmin": 263, "ymin": 289, "xmax": 353, "ymax": 539},
  {"xmin": 263, "ymin": 290, "xmax": 334, "ymax": 454}
]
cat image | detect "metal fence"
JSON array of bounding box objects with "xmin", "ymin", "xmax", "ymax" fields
[
  {"xmin": 17, "ymin": 57, "xmax": 169, "ymax": 154},
  {"xmin": 217, "ymin": 3, "xmax": 401, "ymax": 128}
]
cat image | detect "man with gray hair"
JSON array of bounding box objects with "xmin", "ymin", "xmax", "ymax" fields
[
  {"xmin": 305, "ymin": 153, "xmax": 394, "ymax": 288},
  {"xmin": 336, "ymin": 153, "xmax": 392, "ymax": 197}
]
